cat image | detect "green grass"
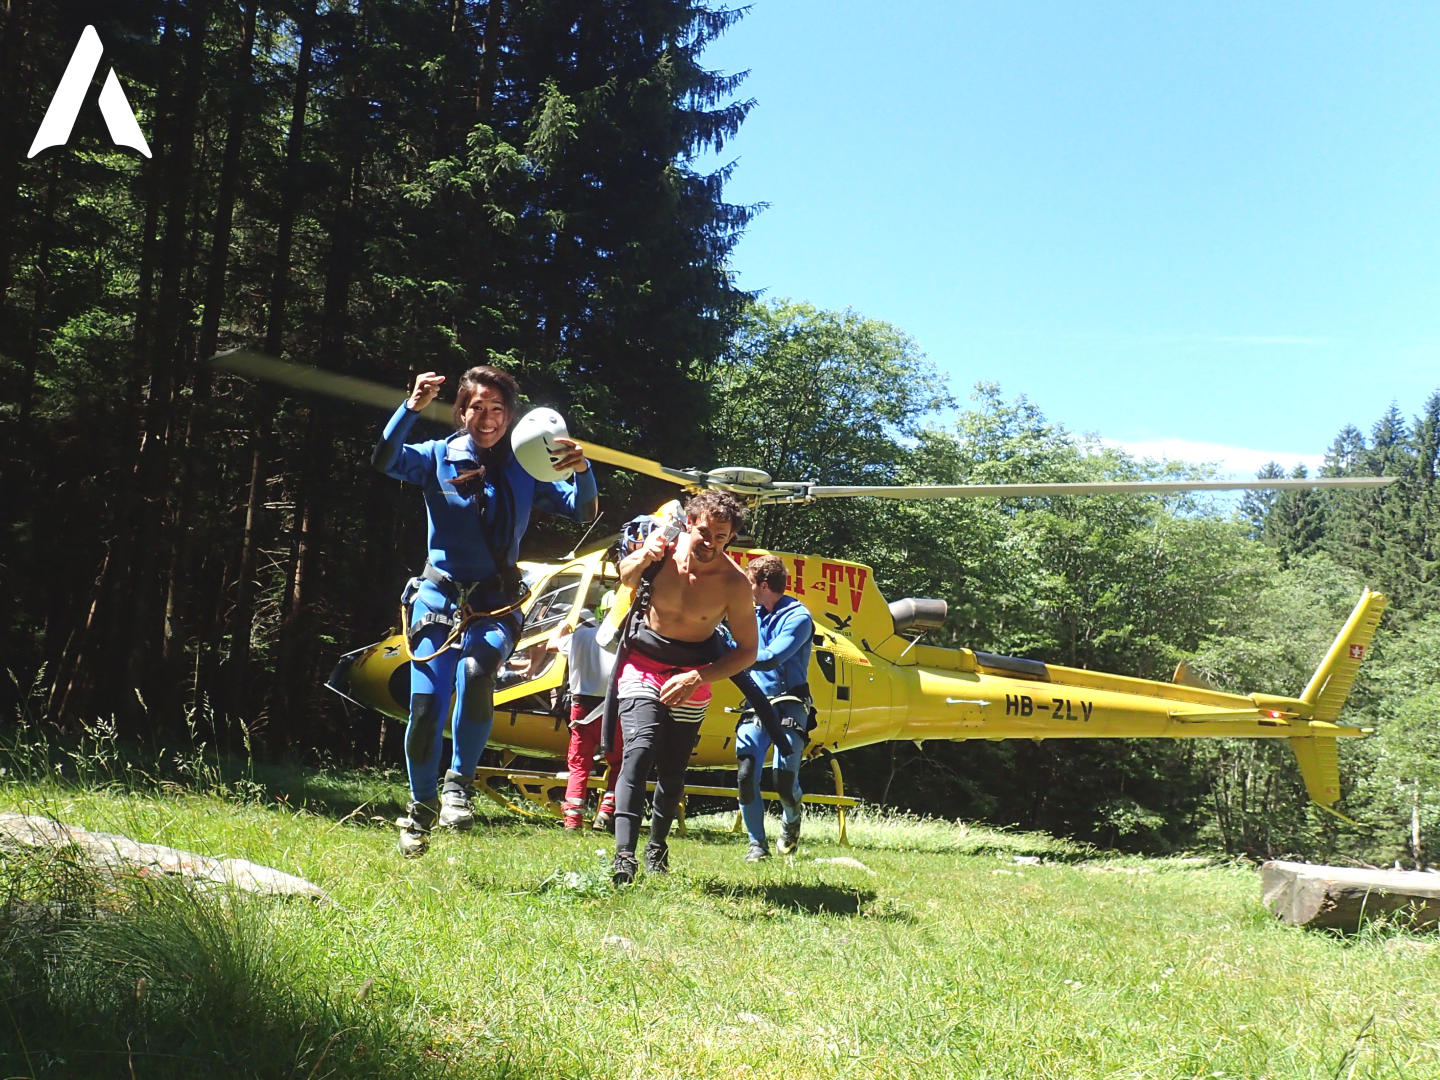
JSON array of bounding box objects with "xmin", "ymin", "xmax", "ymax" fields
[{"xmin": 2, "ymin": 769, "xmax": 1437, "ymax": 1079}]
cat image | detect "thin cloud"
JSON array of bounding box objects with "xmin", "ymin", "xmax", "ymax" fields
[
  {"xmin": 1103, "ymin": 437, "xmax": 1325, "ymax": 478},
  {"xmin": 1212, "ymin": 335, "xmax": 1334, "ymax": 346},
  {"xmin": 994, "ymin": 331, "xmax": 1337, "ymax": 347}
]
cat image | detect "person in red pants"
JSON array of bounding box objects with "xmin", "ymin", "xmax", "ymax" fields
[{"xmin": 552, "ymin": 610, "xmax": 621, "ymax": 830}]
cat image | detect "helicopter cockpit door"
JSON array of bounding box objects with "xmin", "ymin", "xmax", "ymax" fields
[
  {"xmin": 809, "ymin": 637, "xmax": 853, "ymax": 750},
  {"xmin": 494, "ymin": 563, "xmax": 593, "ymax": 716}
]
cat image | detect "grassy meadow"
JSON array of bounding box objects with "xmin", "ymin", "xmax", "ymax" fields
[{"xmin": 1, "ymin": 766, "xmax": 1437, "ymax": 1080}]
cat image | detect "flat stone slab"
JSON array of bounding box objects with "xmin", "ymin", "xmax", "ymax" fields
[
  {"xmin": 1261, "ymin": 860, "xmax": 1440, "ymax": 931},
  {"xmin": 0, "ymin": 812, "xmax": 331, "ymax": 905}
]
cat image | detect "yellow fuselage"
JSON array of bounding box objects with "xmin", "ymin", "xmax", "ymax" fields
[{"xmin": 342, "ymin": 546, "xmax": 1366, "ymax": 777}]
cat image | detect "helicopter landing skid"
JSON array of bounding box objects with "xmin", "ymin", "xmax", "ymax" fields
[
  {"xmin": 470, "ymin": 761, "xmax": 859, "ymax": 846},
  {"xmin": 725, "ymin": 756, "xmax": 854, "ymax": 847},
  {"xmin": 473, "ymin": 768, "xmax": 566, "ymax": 820}
]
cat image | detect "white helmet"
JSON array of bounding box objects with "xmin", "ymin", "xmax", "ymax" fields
[{"xmin": 511, "ymin": 407, "xmax": 574, "ymax": 481}]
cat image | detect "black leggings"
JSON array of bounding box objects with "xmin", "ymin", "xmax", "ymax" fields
[{"xmin": 613, "ymin": 697, "xmax": 701, "ymax": 856}]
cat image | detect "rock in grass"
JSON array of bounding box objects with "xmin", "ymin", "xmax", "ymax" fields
[
  {"xmin": 0, "ymin": 812, "xmax": 331, "ymax": 905},
  {"xmin": 1261, "ymin": 860, "xmax": 1440, "ymax": 932}
]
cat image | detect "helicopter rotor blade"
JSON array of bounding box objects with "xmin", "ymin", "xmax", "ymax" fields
[
  {"xmin": 803, "ymin": 477, "xmax": 1399, "ymax": 500},
  {"xmin": 209, "ymin": 347, "xmax": 456, "ymax": 425},
  {"xmin": 579, "ymin": 445, "xmax": 698, "ymax": 486},
  {"xmin": 208, "ymin": 348, "xmax": 695, "ymax": 486},
  {"xmin": 209, "ymin": 352, "xmax": 1399, "ymax": 502}
]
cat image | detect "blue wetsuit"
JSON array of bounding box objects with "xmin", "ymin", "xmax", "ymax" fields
[
  {"xmin": 736, "ymin": 595, "xmax": 813, "ymax": 845},
  {"xmin": 375, "ymin": 401, "xmax": 597, "ymax": 801}
]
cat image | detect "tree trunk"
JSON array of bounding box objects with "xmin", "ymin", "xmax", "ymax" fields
[
  {"xmin": 228, "ymin": 405, "xmax": 272, "ymax": 716},
  {"xmin": 125, "ymin": 0, "xmax": 213, "ymax": 686},
  {"xmin": 477, "ymin": 0, "xmax": 503, "ymax": 118},
  {"xmin": 0, "ymin": 0, "xmax": 32, "ymax": 307},
  {"xmin": 131, "ymin": 7, "xmax": 182, "ymax": 408},
  {"xmin": 17, "ymin": 159, "xmax": 60, "ymax": 427},
  {"xmin": 230, "ymin": 5, "xmax": 314, "ymax": 717},
  {"xmin": 50, "ymin": 549, "xmax": 112, "ymax": 724},
  {"xmin": 163, "ymin": 0, "xmax": 259, "ymax": 668},
  {"xmin": 77, "ymin": 0, "xmax": 210, "ymax": 732},
  {"xmin": 264, "ymin": 8, "xmax": 314, "ymax": 356},
  {"xmin": 274, "ymin": 409, "xmax": 332, "ymax": 740},
  {"xmin": 275, "ymin": 150, "xmax": 360, "ymax": 730}
]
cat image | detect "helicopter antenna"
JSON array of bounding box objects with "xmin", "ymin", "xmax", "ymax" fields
[{"xmin": 563, "ymin": 511, "xmax": 606, "ymax": 561}]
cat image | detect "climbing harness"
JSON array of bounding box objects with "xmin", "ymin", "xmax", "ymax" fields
[
  {"xmin": 738, "ymin": 684, "xmax": 817, "ymax": 741},
  {"xmin": 400, "ymin": 562, "xmax": 529, "ymax": 665}
]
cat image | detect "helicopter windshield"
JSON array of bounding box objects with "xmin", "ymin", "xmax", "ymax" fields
[
  {"xmin": 495, "ymin": 565, "xmax": 619, "ymax": 702},
  {"xmin": 522, "ymin": 573, "xmax": 582, "ymax": 637}
]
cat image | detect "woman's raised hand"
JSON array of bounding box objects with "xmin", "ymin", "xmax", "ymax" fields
[
  {"xmin": 550, "ymin": 437, "xmax": 589, "ymax": 474},
  {"xmin": 407, "ymin": 371, "xmax": 446, "ymax": 411}
]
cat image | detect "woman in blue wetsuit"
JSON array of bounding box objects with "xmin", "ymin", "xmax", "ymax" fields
[{"xmin": 374, "ymin": 366, "xmax": 597, "ymax": 856}]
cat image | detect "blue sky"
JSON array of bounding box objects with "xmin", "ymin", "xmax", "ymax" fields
[{"xmin": 697, "ymin": 1, "xmax": 1440, "ymax": 476}]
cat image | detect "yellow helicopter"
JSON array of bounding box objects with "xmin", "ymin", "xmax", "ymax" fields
[{"xmin": 215, "ymin": 350, "xmax": 1396, "ymax": 834}]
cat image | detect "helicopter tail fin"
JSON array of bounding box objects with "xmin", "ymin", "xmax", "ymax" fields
[
  {"xmin": 1298, "ymin": 588, "xmax": 1386, "ymax": 723},
  {"xmin": 1286, "ymin": 589, "xmax": 1386, "ymax": 808}
]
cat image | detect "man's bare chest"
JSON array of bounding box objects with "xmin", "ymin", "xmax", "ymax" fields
[{"xmin": 651, "ymin": 562, "xmax": 729, "ymax": 620}]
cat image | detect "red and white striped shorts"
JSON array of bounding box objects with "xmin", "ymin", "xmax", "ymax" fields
[{"xmin": 616, "ymin": 651, "xmax": 712, "ymax": 723}]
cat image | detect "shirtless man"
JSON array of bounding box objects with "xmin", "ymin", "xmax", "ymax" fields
[{"xmin": 609, "ymin": 491, "xmax": 757, "ymax": 884}]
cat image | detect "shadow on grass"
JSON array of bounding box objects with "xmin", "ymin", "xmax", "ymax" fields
[
  {"xmin": 0, "ymin": 726, "xmax": 574, "ymax": 832},
  {"xmin": 207, "ymin": 756, "xmax": 583, "ymax": 833},
  {"xmin": 697, "ymin": 878, "xmax": 884, "ymax": 917}
]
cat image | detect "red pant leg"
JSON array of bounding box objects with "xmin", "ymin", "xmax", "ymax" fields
[{"xmin": 566, "ymin": 697, "xmax": 605, "ymax": 805}]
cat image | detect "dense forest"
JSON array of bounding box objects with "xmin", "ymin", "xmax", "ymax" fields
[
  {"xmin": 0, "ymin": 0, "xmax": 752, "ymax": 745},
  {"xmin": 3, "ymin": 2, "xmax": 1438, "ymax": 865}
]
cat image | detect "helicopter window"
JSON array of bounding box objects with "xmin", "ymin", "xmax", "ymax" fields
[
  {"xmin": 521, "ymin": 573, "xmax": 583, "ymax": 638},
  {"xmin": 815, "ymin": 650, "xmax": 837, "ymax": 684},
  {"xmin": 580, "ymin": 568, "xmax": 622, "ymax": 624},
  {"xmin": 498, "ymin": 642, "xmax": 559, "ymax": 690},
  {"xmin": 586, "ymin": 573, "xmax": 618, "ymax": 613}
]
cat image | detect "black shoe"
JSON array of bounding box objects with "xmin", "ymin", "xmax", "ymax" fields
[
  {"xmin": 778, "ymin": 818, "xmax": 801, "ymax": 855},
  {"xmin": 612, "ymin": 852, "xmax": 638, "ymax": 887},
  {"xmin": 644, "ymin": 841, "xmax": 669, "ymax": 875},
  {"xmin": 745, "ymin": 840, "xmax": 770, "ymax": 862}
]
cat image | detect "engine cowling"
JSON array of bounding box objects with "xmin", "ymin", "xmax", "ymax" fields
[{"xmin": 888, "ymin": 597, "xmax": 947, "ymax": 635}]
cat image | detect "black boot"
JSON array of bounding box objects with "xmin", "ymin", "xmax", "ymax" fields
[
  {"xmin": 612, "ymin": 851, "xmax": 638, "ymax": 887},
  {"xmin": 644, "ymin": 841, "xmax": 670, "ymax": 875}
]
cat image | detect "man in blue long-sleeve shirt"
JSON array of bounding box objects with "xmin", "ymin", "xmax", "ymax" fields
[{"xmin": 736, "ymin": 555, "xmax": 814, "ymax": 860}]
